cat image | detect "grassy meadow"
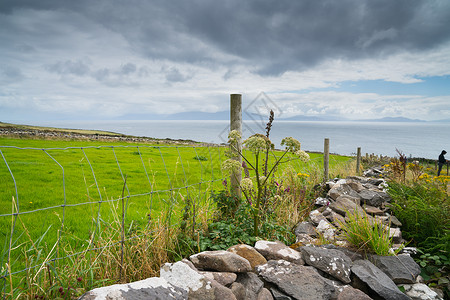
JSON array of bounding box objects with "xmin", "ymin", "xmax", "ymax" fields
[{"xmin": 0, "ymin": 133, "xmax": 353, "ymax": 298}]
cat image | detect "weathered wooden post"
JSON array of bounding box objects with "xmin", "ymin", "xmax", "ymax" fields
[
  {"xmin": 323, "ymin": 138, "xmax": 329, "ymax": 182},
  {"xmin": 356, "ymin": 147, "xmax": 361, "ymax": 175},
  {"xmin": 230, "ymin": 94, "xmax": 242, "ymax": 197}
]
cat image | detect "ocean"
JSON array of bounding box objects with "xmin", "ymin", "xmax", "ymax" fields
[{"xmin": 29, "ymin": 120, "xmax": 449, "ymax": 159}]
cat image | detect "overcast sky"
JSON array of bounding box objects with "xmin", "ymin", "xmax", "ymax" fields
[{"xmin": 1, "ymin": 0, "xmax": 450, "ymax": 122}]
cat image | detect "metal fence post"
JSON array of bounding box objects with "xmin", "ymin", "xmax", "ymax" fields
[
  {"xmin": 323, "ymin": 138, "xmax": 329, "ymax": 182},
  {"xmin": 230, "ymin": 94, "xmax": 242, "ymax": 197}
]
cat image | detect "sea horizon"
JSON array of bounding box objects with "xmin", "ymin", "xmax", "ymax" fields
[{"xmin": 8, "ymin": 119, "xmax": 450, "ymax": 160}]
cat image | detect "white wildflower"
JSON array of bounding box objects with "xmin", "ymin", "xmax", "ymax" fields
[
  {"xmin": 222, "ymin": 159, "xmax": 242, "ymax": 175},
  {"xmin": 295, "ymin": 150, "xmax": 310, "ymax": 163},
  {"xmin": 241, "ymin": 178, "xmax": 253, "ymax": 191},
  {"xmin": 281, "ymin": 137, "xmax": 301, "ymax": 153},
  {"xmin": 228, "ymin": 130, "xmax": 242, "ymax": 145},
  {"xmin": 259, "ymin": 176, "xmax": 267, "ymax": 185},
  {"xmin": 244, "ymin": 134, "xmax": 270, "ymax": 154}
]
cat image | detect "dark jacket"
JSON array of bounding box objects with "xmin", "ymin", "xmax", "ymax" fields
[{"xmin": 438, "ymin": 152, "xmax": 446, "ymax": 164}]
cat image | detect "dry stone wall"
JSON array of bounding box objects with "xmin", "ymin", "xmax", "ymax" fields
[{"xmin": 79, "ymin": 171, "xmax": 443, "ymax": 300}]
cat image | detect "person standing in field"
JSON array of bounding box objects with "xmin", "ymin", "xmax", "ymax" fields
[{"xmin": 437, "ymin": 150, "xmax": 447, "ymax": 176}]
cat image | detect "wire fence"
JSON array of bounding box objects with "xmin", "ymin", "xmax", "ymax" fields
[
  {"xmin": 0, "ymin": 144, "xmax": 231, "ymax": 293},
  {"xmin": 0, "ymin": 142, "xmax": 334, "ymax": 297}
]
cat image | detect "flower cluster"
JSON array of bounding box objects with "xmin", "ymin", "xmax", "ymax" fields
[
  {"xmin": 244, "ymin": 134, "xmax": 272, "ymax": 154},
  {"xmin": 241, "ymin": 177, "xmax": 253, "ymax": 191},
  {"xmin": 297, "ymin": 172, "xmax": 310, "ymax": 178},
  {"xmin": 295, "ymin": 150, "xmax": 310, "ymax": 163},
  {"xmin": 281, "ymin": 137, "xmax": 301, "ymax": 153},
  {"xmin": 228, "ymin": 130, "xmax": 242, "ymax": 145},
  {"xmin": 259, "ymin": 176, "xmax": 267, "ymax": 185},
  {"xmin": 221, "ymin": 159, "xmax": 243, "ymax": 175}
]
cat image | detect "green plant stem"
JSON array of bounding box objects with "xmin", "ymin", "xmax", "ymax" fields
[{"xmin": 254, "ymin": 152, "xmax": 261, "ymax": 236}]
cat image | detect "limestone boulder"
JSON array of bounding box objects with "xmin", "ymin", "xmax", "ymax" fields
[
  {"xmin": 401, "ymin": 283, "xmax": 443, "ymax": 300},
  {"xmin": 329, "ymin": 195, "xmax": 364, "ymax": 217},
  {"xmin": 294, "ymin": 221, "xmax": 317, "ymax": 237},
  {"xmin": 79, "ymin": 277, "xmax": 187, "ymax": 300},
  {"xmin": 256, "ymin": 260, "xmax": 335, "ymax": 300},
  {"xmin": 254, "ymin": 240, "xmax": 304, "ymax": 265},
  {"xmin": 160, "ymin": 260, "xmax": 237, "ymax": 300},
  {"xmin": 328, "ymin": 182, "xmax": 361, "ymax": 201},
  {"xmin": 300, "ymin": 246, "xmax": 353, "ymax": 283},
  {"xmin": 189, "ymin": 250, "xmax": 252, "ymax": 273}
]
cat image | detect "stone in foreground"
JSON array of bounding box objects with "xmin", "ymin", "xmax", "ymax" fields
[
  {"xmin": 189, "ymin": 250, "xmax": 252, "ymax": 273},
  {"xmin": 370, "ymin": 254, "xmax": 421, "ymax": 284},
  {"xmin": 351, "ymin": 260, "xmax": 411, "ymax": 300},
  {"xmin": 254, "ymin": 240, "xmax": 304, "ymax": 265},
  {"xmin": 79, "ymin": 277, "xmax": 187, "ymax": 300},
  {"xmin": 257, "ymin": 260, "xmax": 335, "ymax": 300},
  {"xmin": 300, "ymin": 246, "xmax": 353, "ymax": 283}
]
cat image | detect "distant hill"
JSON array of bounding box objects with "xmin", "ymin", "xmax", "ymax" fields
[
  {"xmin": 357, "ymin": 117, "xmax": 426, "ymax": 122},
  {"xmin": 279, "ymin": 115, "xmax": 346, "ymax": 121}
]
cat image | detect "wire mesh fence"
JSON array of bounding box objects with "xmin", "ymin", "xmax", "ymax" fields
[{"xmin": 0, "ymin": 144, "xmax": 229, "ymax": 295}]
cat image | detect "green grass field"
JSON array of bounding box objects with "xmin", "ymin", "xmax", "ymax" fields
[{"xmin": 0, "ymin": 135, "xmax": 352, "ymax": 295}]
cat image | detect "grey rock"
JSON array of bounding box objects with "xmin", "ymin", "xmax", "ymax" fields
[
  {"xmin": 199, "ymin": 271, "xmax": 237, "ymax": 286},
  {"xmin": 328, "ymin": 183, "xmax": 361, "ymax": 201},
  {"xmin": 316, "ymin": 219, "xmax": 337, "ymax": 240},
  {"xmin": 402, "ymin": 283, "xmax": 443, "ymax": 300},
  {"xmin": 329, "ymin": 196, "xmax": 365, "ymax": 217},
  {"xmin": 254, "ymin": 240, "xmax": 304, "ymax": 265},
  {"xmin": 309, "ymin": 209, "xmax": 328, "ymax": 225},
  {"xmin": 231, "ymin": 282, "xmax": 246, "ymax": 300},
  {"xmin": 337, "ymin": 286, "xmax": 373, "ymax": 300},
  {"xmin": 190, "ymin": 250, "xmax": 252, "ymax": 272},
  {"xmin": 384, "ymin": 215, "xmax": 403, "ymax": 227},
  {"xmin": 270, "ymin": 287, "xmax": 293, "ymax": 300},
  {"xmin": 363, "ymin": 168, "xmax": 383, "ymax": 177},
  {"xmin": 364, "ymin": 205, "xmax": 384, "ymax": 215},
  {"xmin": 257, "ymin": 260, "xmax": 335, "ymax": 300},
  {"xmin": 79, "ymin": 277, "xmax": 187, "ymax": 300},
  {"xmin": 294, "ymin": 221, "xmax": 317, "ymax": 237},
  {"xmin": 389, "ymin": 227, "xmax": 403, "ymax": 244},
  {"xmin": 236, "ymin": 272, "xmax": 264, "ymax": 300},
  {"xmin": 300, "ymin": 246, "xmax": 353, "ymax": 283},
  {"xmin": 160, "ymin": 260, "xmax": 237, "ymax": 300},
  {"xmin": 370, "ymin": 255, "xmax": 421, "ymax": 284},
  {"xmin": 322, "ymin": 245, "xmax": 364, "ymax": 262},
  {"xmin": 294, "ymin": 233, "xmax": 317, "ymax": 245},
  {"xmin": 257, "ymin": 288, "xmax": 274, "ymax": 300},
  {"xmin": 367, "ymin": 178, "xmax": 385, "ymax": 186},
  {"xmin": 326, "ymin": 210, "xmax": 346, "ymax": 227},
  {"xmin": 315, "ymin": 197, "xmax": 330, "ymax": 206},
  {"xmin": 347, "ymin": 180, "xmax": 365, "ymax": 193},
  {"xmin": 351, "ymin": 260, "xmax": 411, "ymax": 300},
  {"xmin": 359, "ymin": 189, "xmax": 391, "ymax": 207}
]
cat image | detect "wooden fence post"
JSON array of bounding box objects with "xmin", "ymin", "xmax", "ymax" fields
[
  {"xmin": 323, "ymin": 138, "xmax": 329, "ymax": 183},
  {"xmin": 230, "ymin": 94, "xmax": 242, "ymax": 197},
  {"xmin": 356, "ymin": 147, "xmax": 361, "ymax": 175}
]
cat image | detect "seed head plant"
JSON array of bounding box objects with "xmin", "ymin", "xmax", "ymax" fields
[{"xmin": 222, "ymin": 111, "xmax": 310, "ymax": 236}]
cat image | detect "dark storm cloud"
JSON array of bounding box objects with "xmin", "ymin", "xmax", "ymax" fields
[{"xmin": 2, "ymin": 0, "xmax": 450, "ymax": 76}]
